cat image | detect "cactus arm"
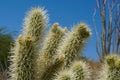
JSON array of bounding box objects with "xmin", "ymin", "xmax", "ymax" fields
[
  {"xmin": 9, "ymin": 7, "xmax": 48, "ymax": 80},
  {"xmin": 58, "ymin": 23, "xmax": 91, "ymax": 67},
  {"xmin": 36, "ymin": 23, "xmax": 67, "ymax": 80}
]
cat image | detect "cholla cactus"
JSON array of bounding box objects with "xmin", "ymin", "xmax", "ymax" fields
[
  {"xmin": 58, "ymin": 23, "xmax": 91, "ymax": 67},
  {"xmin": 40, "ymin": 22, "xmax": 67, "ymax": 64},
  {"xmin": 98, "ymin": 55, "xmax": 120, "ymax": 80},
  {"xmin": 9, "ymin": 7, "xmax": 48, "ymax": 80},
  {"xmin": 38, "ymin": 23, "xmax": 91, "ymax": 80},
  {"xmin": 9, "ymin": 7, "xmax": 92, "ymax": 80},
  {"xmin": 70, "ymin": 61, "xmax": 91, "ymax": 80},
  {"xmin": 23, "ymin": 7, "xmax": 48, "ymax": 43},
  {"xmin": 54, "ymin": 70, "xmax": 73, "ymax": 80},
  {"xmin": 36, "ymin": 23, "xmax": 67, "ymax": 80},
  {"xmin": 53, "ymin": 61, "xmax": 91, "ymax": 80}
]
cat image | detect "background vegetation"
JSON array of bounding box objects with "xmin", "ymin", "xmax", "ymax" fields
[{"xmin": 0, "ymin": 27, "xmax": 14, "ymax": 80}]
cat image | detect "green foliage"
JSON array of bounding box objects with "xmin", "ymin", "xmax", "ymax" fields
[{"xmin": 0, "ymin": 27, "xmax": 13, "ymax": 70}]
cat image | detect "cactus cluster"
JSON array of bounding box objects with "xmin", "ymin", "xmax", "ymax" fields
[
  {"xmin": 9, "ymin": 7, "xmax": 120, "ymax": 80},
  {"xmin": 98, "ymin": 55, "xmax": 120, "ymax": 80},
  {"xmin": 9, "ymin": 7, "xmax": 91, "ymax": 80}
]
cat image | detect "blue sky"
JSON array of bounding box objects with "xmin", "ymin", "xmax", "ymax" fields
[{"xmin": 0, "ymin": 0, "xmax": 101, "ymax": 60}]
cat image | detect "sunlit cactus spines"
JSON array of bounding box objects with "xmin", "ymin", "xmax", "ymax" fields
[
  {"xmin": 41, "ymin": 22, "xmax": 67, "ymax": 61},
  {"xmin": 70, "ymin": 61, "xmax": 91, "ymax": 80},
  {"xmin": 53, "ymin": 60, "xmax": 91, "ymax": 80},
  {"xmin": 36, "ymin": 23, "xmax": 67, "ymax": 80},
  {"xmin": 40, "ymin": 23, "xmax": 92, "ymax": 80},
  {"xmin": 9, "ymin": 35, "xmax": 37, "ymax": 80},
  {"xmin": 57, "ymin": 23, "xmax": 91, "ymax": 67},
  {"xmin": 9, "ymin": 7, "xmax": 48, "ymax": 80},
  {"xmin": 98, "ymin": 55, "xmax": 120, "ymax": 80},
  {"xmin": 53, "ymin": 70, "xmax": 73, "ymax": 80},
  {"xmin": 23, "ymin": 7, "xmax": 48, "ymax": 43},
  {"xmin": 9, "ymin": 7, "xmax": 93, "ymax": 80}
]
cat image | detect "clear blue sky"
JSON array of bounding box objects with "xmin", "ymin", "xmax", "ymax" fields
[{"xmin": 0, "ymin": 0, "xmax": 101, "ymax": 60}]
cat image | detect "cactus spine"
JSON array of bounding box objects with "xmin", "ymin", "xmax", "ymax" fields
[
  {"xmin": 23, "ymin": 7, "xmax": 48, "ymax": 43},
  {"xmin": 9, "ymin": 7, "xmax": 93, "ymax": 80},
  {"xmin": 9, "ymin": 7, "xmax": 48, "ymax": 80},
  {"xmin": 36, "ymin": 23, "xmax": 67, "ymax": 80},
  {"xmin": 70, "ymin": 61, "xmax": 91, "ymax": 80},
  {"xmin": 53, "ymin": 61, "xmax": 91, "ymax": 80},
  {"xmin": 58, "ymin": 23, "xmax": 91, "ymax": 67},
  {"xmin": 38, "ymin": 23, "xmax": 91, "ymax": 80},
  {"xmin": 54, "ymin": 70, "xmax": 73, "ymax": 80},
  {"xmin": 98, "ymin": 55, "xmax": 120, "ymax": 80}
]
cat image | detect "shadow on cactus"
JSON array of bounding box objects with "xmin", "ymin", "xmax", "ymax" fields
[{"xmin": 9, "ymin": 7, "xmax": 92, "ymax": 80}]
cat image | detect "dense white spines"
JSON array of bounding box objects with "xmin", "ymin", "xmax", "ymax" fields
[
  {"xmin": 41, "ymin": 23, "xmax": 67, "ymax": 62},
  {"xmin": 54, "ymin": 70, "xmax": 73, "ymax": 80},
  {"xmin": 23, "ymin": 7, "xmax": 48, "ymax": 43},
  {"xmin": 58, "ymin": 23, "xmax": 91, "ymax": 67},
  {"xmin": 98, "ymin": 55, "xmax": 120, "ymax": 80},
  {"xmin": 9, "ymin": 7, "xmax": 93, "ymax": 80},
  {"xmin": 9, "ymin": 35, "xmax": 37, "ymax": 80},
  {"xmin": 9, "ymin": 8, "xmax": 48, "ymax": 80},
  {"xmin": 36, "ymin": 23, "xmax": 67, "ymax": 80},
  {"xmin": 53, "ymin": 61, "xmax": 91, "ymax": 80},
  {"xmin": 70, "ymin": 61, "xmax": 91, "ymax": 80}
]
